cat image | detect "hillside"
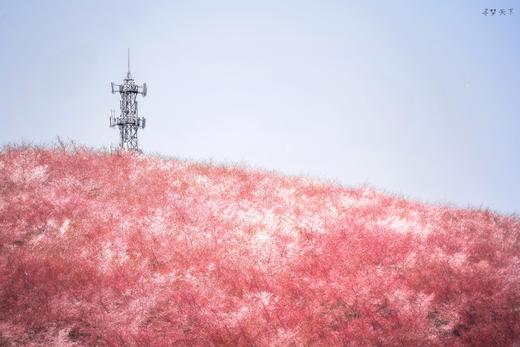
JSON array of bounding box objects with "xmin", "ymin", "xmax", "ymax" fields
[{"xmin": 0, "ymin": 145, "xmax": 519, "ymax": 346}]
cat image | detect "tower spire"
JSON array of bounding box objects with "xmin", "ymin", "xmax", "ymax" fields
[{"xmin": 127, "ymin": 48, "xmax": 131, "ymax": 79}]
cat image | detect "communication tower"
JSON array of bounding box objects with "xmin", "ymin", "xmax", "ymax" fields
[{"xmin": 109, "ymin": 49, "xmax": 147, "ymax": 151}]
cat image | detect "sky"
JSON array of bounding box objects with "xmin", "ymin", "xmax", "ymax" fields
[{"xmin": 0, "ymin": 1, "xmax": 519, "ymax": 214}]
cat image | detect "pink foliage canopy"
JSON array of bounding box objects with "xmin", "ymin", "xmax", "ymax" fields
[{"xmin": 0, "ymin": 145, "xmax": 519, "ymax": 346}]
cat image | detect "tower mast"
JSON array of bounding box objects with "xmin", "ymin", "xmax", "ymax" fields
[{"xmin": 109, "ymin": 50, "xmax": 148, "ymax": 151}]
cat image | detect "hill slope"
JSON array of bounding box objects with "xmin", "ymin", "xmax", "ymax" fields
[{"xmin": 0, "ymin": 146, "xmax": 519, "ymax": 346}]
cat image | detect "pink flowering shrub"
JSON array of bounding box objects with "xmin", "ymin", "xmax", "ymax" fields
[{"xmin": 0, "ymin": 144, "xmax": 519, "ymax": 346}]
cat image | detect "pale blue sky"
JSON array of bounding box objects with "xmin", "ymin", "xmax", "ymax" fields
[{"xmin": 0, "ymin": 1, "xmax": 519, "ymax": 214}]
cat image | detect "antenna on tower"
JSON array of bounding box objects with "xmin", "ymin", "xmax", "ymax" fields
[
  {"xmin": 109, "ymin": 50, "xmax": 148, "ymax": 152},
  {"xmin": 127, "ymin": 48, "xmax": 131, "ymax": 79}
]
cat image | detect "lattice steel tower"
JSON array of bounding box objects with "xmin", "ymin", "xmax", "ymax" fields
[{"xmin": 109, "ymin": 49, "xmax": 147, "ymax": 151}]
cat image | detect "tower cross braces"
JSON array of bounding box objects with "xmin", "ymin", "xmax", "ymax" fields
[{"xmin": 110, "ymin": 49, "xmax": 147, "ymax": 151}]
